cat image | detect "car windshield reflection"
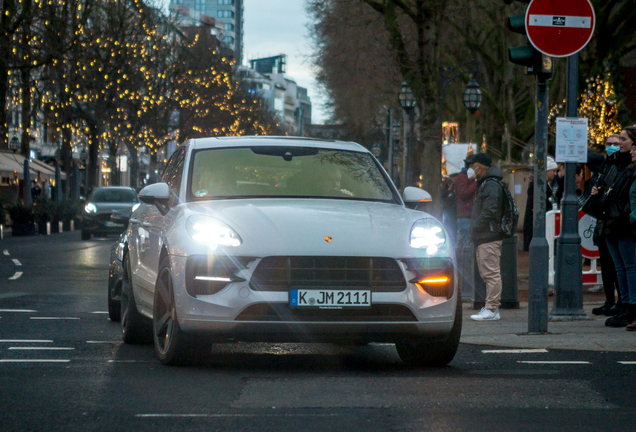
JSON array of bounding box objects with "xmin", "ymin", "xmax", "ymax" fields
[{"xmin": 189, "ymin": 146, "xmax": 396, "ymax": 202}]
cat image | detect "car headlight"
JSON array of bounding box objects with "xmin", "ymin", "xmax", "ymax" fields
[
  {"xmin": 185, "ymin": 215, "xmax": 242, "ymax": 250},
  {"xmin": 409, "ymin": 218, "xmax": 447, "ymax": 255},
  {"xmin": 85, "ymin": 203, "xmax": 97, "ymax": 214}
]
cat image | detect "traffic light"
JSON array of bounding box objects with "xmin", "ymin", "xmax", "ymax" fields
[{"xmin": 505, "ymin": 0, "xmax": 553, "ymax": 77}]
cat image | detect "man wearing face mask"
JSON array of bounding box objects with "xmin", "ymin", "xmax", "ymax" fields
[
  {"xmin": 465, "ymin": 153, "xmax": 506, "ymax": 321},
  {"xmin": 454, "ymin": 160, "xmax": 478, "ymax": 246}
]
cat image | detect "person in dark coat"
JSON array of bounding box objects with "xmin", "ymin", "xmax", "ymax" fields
[
  {"xmin": 593, "ymin": 126, "xmax": 636, "ymax": 327},
  {"xmin": 466, "ymin": 153, "xmax": 506, "ymax": 321}
]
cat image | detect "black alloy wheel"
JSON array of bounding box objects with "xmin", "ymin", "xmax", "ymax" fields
[{"xmin": 153, "ymin": 257, "xmax": 196, "ymax": 365}]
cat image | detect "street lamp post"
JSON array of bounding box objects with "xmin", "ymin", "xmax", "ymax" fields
[
  {"xmin": 398, "ymin": 81, "xmax": 416, "ymax": 187},
  {"xmin": 438, "ymin": 61, "xmax": 482, "ymax": 129}
]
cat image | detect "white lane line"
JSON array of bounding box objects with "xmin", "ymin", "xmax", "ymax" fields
[
  {"xmin": 518, "ymin": 361, "xmax": 590, "ymax": 364},
  {"xmin": 0, "ymin": 340, "xmax": 53, "ymax": 343},
  {"xmin": 108, "ymin": 360, "xmax": 152, "ymax": 363},
  {"xmin": 30, "ymin": 317, "xmax": 80, "ymax": 320},
  {"xmin": 91, "ymin": 311, "xmax": 108, "ymax": 314},
  {"xmin": 12, "ymin": 259, "xmax": 21, "ymax": 266},
  {"xmin": 483, "ymin": 349, "xmax": 548, "ymax": 354},
  {"xmin": 8, "ymin": 272, "xmax": 23, "ymax": 280},
  {"xmin": 0, "ymin": 309, "xmax": 36, "ymax": 313},
  {"xmin": 0, "ymin": 359, "xmax": 70, "ymax": 363},
  {"xmin": 86, "ymin": 341, "xmax": 123, "ymax": 344},
  {"xmin": 8, "ymin": 347, "xmax": 74, "ymax": 351},
  {"xmin": 3, "ymin": 250, "xmax": 9, "ymax": 256},
  {"xmin": 618, "ymin": 361, "xmax": 636, "ymax": 365},
  {"xmin": 136, "ymin": 414, "xmax": 341, "ymax": 418}
]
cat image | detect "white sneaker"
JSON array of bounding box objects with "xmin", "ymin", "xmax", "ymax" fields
[
  {"xmin": 470, "ymin": 307, "xmax": 501, "ymax": 321},
  {"xmin": 587, "ymin": 285, "xmax": 603, "ymax": 293}
]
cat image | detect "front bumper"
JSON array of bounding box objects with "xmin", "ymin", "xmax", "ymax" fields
[{"xmin": 170, "ymin": 255, "xmax": 458, "ymax": 343}]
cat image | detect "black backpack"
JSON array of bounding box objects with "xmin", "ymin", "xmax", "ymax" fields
[{"xmin": 497, "ymin": 181, "xmax": 519, "ymax": 238}]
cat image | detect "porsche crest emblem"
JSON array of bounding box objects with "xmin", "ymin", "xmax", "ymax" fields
[{"xmin": 324, "ymin": 236, "xmax": 333, "ymax": 243}]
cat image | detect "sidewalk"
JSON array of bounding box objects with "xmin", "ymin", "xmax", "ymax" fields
[{"xmin": 461, "ymin": 250, "xmax": 636, "ymax": 352}]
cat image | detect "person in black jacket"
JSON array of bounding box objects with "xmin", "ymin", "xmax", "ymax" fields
[
  {"xmin": 592, "ymin": 126, "xmax": 636, "ymax": 327},
  {"xmin": 466, "ymin": 153, "xmax": 505, "ymax": 321}
]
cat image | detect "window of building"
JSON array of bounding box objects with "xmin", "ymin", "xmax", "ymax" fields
[
  {"xmin": 194, "ymin": 0, "xmax": 205, "ymax": 12},
  {"xmin": 225, "ymin": 23, "xmax": 234, "ymax": 31},
  {"xmin": 223, "ymin": 36, "xmax": 235, "ymax": 45},
  {"xmin": 218, "ymin": 0, "xmax": 235, "ymax": 5},
  {"xmin": 217, "ymin": 10, "xmax": 234, "ymax": 18}
]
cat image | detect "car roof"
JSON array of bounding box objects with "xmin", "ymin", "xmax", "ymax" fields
[{"xmin": 188, "ymin": 136, "xmax": 369, "ymax": 153}]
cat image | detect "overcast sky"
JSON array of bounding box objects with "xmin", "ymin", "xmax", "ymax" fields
[{"xmin": 161, "ymin": 0, "xmax": 328, "ymax": 124}]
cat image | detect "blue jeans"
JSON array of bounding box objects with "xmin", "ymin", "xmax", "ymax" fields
[
  {"xmin": 605, "ymin": 236, "xmax": 636, "ymax": 305},
  {"xmin": 456, "ymin": 218, "xmax": 471, "ymax": 247}
]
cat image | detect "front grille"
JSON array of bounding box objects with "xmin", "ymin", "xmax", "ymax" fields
[
  {"xmin": 249, "ymin": 256, "xmax": 406, "ymax": 292},
  {"xmin": 235, "ymin": 303, "xmax": 417, "ymax": 322}
]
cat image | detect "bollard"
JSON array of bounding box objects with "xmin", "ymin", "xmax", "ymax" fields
[
  {"xmin": 501, "ymin": 234, "xmax": 519, "ymax": 309},
  {"xmin": 1, "ymin": 224, "xmax": 3, "ymax": 239},
  {"xmin": 70, "ymin": 220, "xmax": 74, "ymax": 232},
  {"xmin": 46, "ymin": 222, "xmax": 51, "ymax": 235},
  {"xmin": 472, "ymin": 235, "xmax": 520, "ymax": 310},
  {"xmin": 58, "ymin": 221, "xmax": 63, "ymax": 233}
]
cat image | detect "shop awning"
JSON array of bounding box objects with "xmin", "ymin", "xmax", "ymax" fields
[{"xmin": 0, "ymin": 151, "xmax": 66, "ymax": 181}]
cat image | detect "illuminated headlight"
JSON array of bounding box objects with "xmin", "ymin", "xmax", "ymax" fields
[
  {"xmin": 185, "ymin": 215, "xmax": 242, "ymax": 250},
  {"xmin": 409, "ymin": 218, "xmax": 447, "ymax": 255},
  {"xmin": 132, "ymin": 203, "xmax": 140, "ymax": 213},
  {"xmin": 85, "ymin": 203, "xmax": 97, "ymax": 213}
]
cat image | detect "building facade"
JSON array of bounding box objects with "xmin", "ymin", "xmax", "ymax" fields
[{"xmin": 170, "ymin": 0, "xmax": 244, "ymax": 64}]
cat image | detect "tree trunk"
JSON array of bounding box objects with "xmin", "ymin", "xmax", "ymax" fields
[
  {"xmin": 126, "ymin": 143, "xmax": 139, "ymax": 190},
  {"xmin": 20, "ymin": 68, "xmax": 31, "ymax": 157},
  {"xmin": 62, "ymin": 125, "xmax": 72, "ymax": 198},
  {"xmin": 87, "ymin": 122, "xmax": 100, "ymax": 192}
]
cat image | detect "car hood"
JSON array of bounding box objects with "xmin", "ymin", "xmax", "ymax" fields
[
  {"xmin": 91, "ymin": 203, "xmax": 136, "ymax": 216},
  {"xmin": 179, "ymin": 199, "xmax": 446, "ymax": 258}
]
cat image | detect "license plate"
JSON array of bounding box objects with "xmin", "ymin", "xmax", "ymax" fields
[
  {"xmin": 105, "ymin": 221, "xmax": 124, "ymax": 227},
  {"xmin": 289, "ymin": 289, "xmax": 371, "ymax": 307}
]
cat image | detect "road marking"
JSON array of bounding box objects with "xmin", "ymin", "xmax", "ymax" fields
[
  {"xmin": 30, "ymin": 317, "xmax": 80, "ymax": 320},
  {"xmin": 483, "ymin": 349, "xmax": 548, "ymax": 354},
  {"xmin": 136, "ymin": 414, "xmax": 341, "ymax": 418},
  {"xmin": 0, "ymin": 309, "xmax": 37, "ymax": 313},
  {"xmin": 87, "ymin": 341, "xmax": 123, "ymax": 344},
  {"xmin": 0, "ymin": 340, "xmax": 53, "ymax": 343},
  {"xmin": 618, "ymin": 361, "xmax": 636, "ymax": 365},
  {"xmin": 0, "ymin": 359, "xmax": 70, "ymax": 363},
  {"xmin": 91, "ymin": 311, "xmax": 108, "ymax": 314},
  {"xmin": 8, "ymin": 347, "xmax": 74, "ymax": 350},
  {"xmin": 12, "ymin": 259, "xmax": 21, "ymax": 266},
  {"xmin": 8, "ymin": 272, "xmax": 23, "ymax": 280},
  {"xmin": 3, "ymin": 250, "xmax": 9, "ymax": 255},
  {"xmin": 518, "ymin": 361, "xmax": 590, "ymax": 364},
  {"xmin": 108, "ymin": 360, "xmax": 152, "ymax": 363}
]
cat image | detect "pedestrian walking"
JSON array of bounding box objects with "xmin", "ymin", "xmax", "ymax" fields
[
  {"xmin": 590, "ymin": 126, "xmax": 636, "ymax": 327},
  {"xmin": 466, "ymin": 153, "xmax": 506, "ymax": 321},
  {"xmin": 455, "ymin": 161, "xmax": 477, "ymax": 247}
]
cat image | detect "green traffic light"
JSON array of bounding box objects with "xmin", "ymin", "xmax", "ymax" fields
[{"xmin": 507, "ymin": 15, "xmax": 526, "ymax": 35}]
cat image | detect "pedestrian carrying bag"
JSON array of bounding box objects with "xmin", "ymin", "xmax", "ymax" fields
[{"xmin": 497, "ymin": 181, "xmax": 519, "ymax": 238}]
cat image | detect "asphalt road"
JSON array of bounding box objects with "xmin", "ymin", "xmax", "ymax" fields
[{"xmin": 0, "ymin": 232, "xmax": 635, "ymax": 432}]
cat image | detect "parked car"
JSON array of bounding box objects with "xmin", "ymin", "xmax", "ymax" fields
[
  {"xmin": 117, "ymin": 137, "xmax": 460, "ymax": 366},
  {"xmin": 107, "ymin": 233, "xmax": 126, "ymax": 322},
  {"xmin": 82, "ymin": 187, "xmax": 139, "ymax": 240}
]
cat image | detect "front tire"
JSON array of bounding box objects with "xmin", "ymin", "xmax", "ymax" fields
[
  {"xmin": 108, "ymin": 282, "xmax": 121, "ymax": 322},
  {"xmin": 153, "ymin": 257, "xmax": 197, "ymax": 366},
  {"xmin": 120, "ymin": 255, "xmax": 151, "ymax": 344},
  {"xmin": 396, "ymin": 300, "xmax": 462, "ymax": 367}
]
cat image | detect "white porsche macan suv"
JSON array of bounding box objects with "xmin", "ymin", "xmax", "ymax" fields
[{"xmin": 120, "ymin": 136, "xmax": 461, "ymax": 366}]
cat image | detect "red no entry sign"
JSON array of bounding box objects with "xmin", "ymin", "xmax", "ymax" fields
[{"xmin": 526, "ymin": 0, "xmax": 595, "ymax": 57}]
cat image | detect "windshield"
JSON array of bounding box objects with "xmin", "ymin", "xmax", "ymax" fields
[
  {"xmin": 91, "ymin": 188, "xmax": 138, "ymax": 203},
  {"xmin": 188, "ymin": 146, "xmax": 397, "ymax": 203}
]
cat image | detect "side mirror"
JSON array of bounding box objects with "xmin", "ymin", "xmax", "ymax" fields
[
  {"xmin": 138, "ymin": 182, "xmax": 171, "ymax": 214},
  {"xmin": 403, "ymin": 186, "xmax": 432, "ymax": 204}
]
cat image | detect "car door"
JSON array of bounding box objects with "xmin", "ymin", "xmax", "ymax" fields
[{"xmin": 141, "ymin": 146, "xmax": 186, "ymax": 308}]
